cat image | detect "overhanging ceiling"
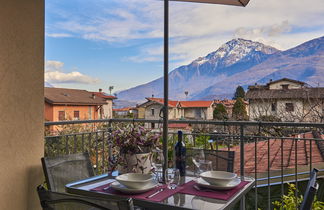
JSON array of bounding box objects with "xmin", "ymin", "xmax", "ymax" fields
[{"xmin": 170, "ymin": 0, "xmax": 250, "ymax": 7}]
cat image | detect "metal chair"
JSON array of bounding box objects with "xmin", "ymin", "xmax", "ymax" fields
[
  {"xmin": 41, "ymin": 153, "xmax": 95, "ymax": 192},
  {"xmin": 37, "ymin": 185, "xmax": 134, "ymax": 210},
  {"xmin": 300, "ymin": 168, "xmax": 319, "ymax": 210},
  {"xmin": 186, "ymin": 148, "xmax": 235, "ymax": 173}
]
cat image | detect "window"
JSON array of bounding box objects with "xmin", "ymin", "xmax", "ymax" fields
[
  {"xmin": 151, "ymin": 108, "xmax": 155, "ymax": 116},
  {"xmin": 282, "ymin": 84, "xmax": 289, "ymax": 90},
  {"xmin": 285, "ymin": 103, "xmax": 294, "ymax": 112},
  {"xmin": 151, "ymin": 123, "xmax": 155, "ymax": 129},
  {"xmin": 74, "ymin": 111, "xmax": 80, "ymax": 120},
  {"xmin": 58, "ymin": 111, "xmax": 65, "ymax": 121},
  {"xmin": 271, "ymin": 103, "xmax": 276, "ymax": 111}
]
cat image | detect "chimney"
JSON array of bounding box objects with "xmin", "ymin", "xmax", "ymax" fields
[
  {"xmin": 92, "ymin": 93, "xmax": 96, "ymax": 99},
  {"xmin": 152, "ymin": 94, "xmax": 154, "ymax": 98},
  {"xmin": 269, "ymin": 79, "xmax": 272, "ymax": 82},
  {"xmin": 255, "ymin": 83, "xmax": 257, "ymax": 85},
  {"xmin": 99, "ymin": 88, "xmax": 102, "ymax": 92}
]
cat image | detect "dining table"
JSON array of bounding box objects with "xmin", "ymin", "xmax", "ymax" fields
[{"xmin": 65, "ymin": 173, "xmax": 255, "ymax": 210}]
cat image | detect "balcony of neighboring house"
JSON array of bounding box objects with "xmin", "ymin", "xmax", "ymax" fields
[{"xmin": 44, "ymin": 118, "xmax": 324, "ymax": 209}]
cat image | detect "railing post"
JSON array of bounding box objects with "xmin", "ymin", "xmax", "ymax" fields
[
  {"xmin": 162, "ymin": 0, "xmax": 169, "ymax": 183},
  {"xmin": 240, "ymin": 125, "xmax": 245, "ymax": 210}
]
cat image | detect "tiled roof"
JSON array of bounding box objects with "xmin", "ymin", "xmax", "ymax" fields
[
  {"xmin": 146, "ymin": 98, "xmax": 178, "ymax": 107},
  {"xmin": 92, "ymin": 92, "xmax": 117, "ymax": 100},
  {"xmin": 113, "ymin": 107, "xmax": 133, "ymax": 112},
  {"xmin": 45, "ymin": 87, "xmax": 106, "ymax": 105},
  {"xmin": 178, "ymin": 101, "xmax": 213, "ymax": 108},
  {"xmin": 146, "ymin": 98, "xmax": 215, "ymax": 108},
  {"xmin": 267, "ymin": 78, "xmax": 306, "ymax": 86},
  {"xmin": 246, "ymin": 88, "xmax": 324, "ymax": 99},
  {"xmin": 168, "ymin": 123, "xmax": 191, "ymax": 129},
  {"xmin": 229, "ymin": 132, "xmax": 324, "ymax": 174}
]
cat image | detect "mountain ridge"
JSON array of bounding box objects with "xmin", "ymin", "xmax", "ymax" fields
[{"xmin": 117, "ymin": 36, "xmax": 324, "ymax": 104}]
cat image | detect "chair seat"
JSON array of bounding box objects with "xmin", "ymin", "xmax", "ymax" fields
[{"xmin": 37, "ymin": 185, "xmax": 134, "ymax": 210}]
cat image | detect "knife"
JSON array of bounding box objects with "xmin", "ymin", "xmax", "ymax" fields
[{"xmin": 146, "ymin": 188, "xmax": 164, "ymax": 198}]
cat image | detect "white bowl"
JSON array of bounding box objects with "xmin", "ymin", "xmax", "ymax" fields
[
  {"xmin": 200, "ymin": 171, "xmax": 237, "ymax": 186},
  {"xmin": 115, "ymin": 173, "xmax": 153, "ymax": 189}
]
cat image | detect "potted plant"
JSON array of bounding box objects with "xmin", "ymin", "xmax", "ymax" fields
[{"xmin": 110, "ymin": 124, "xmax": 161, "ymax": 174}]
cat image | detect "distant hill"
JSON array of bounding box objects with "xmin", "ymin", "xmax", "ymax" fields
[{"xmin": 116, "ymin": 36, "xmax": 324, "ymax": 103}]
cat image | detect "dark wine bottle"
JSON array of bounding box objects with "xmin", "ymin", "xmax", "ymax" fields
[{"xmin": 175, "ymin": 130, "xmax": 186, "ymax": 176}]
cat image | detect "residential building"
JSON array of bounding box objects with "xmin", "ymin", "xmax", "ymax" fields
[
  {"xmin": 113, "ymin": 107, "xmax": 138, "ymax": 118},
  {"xmin": 177, "ymin": 101, "xmax": 215, "ymax": 120},
  {"xmin": 137, "ymin": 98, "xmax": 178, "ymax": 129},
  {"xmin": 92, "ymin": 89, "xmax": 117, "ymax": 119},
  {"xmin": 45, "ymin": 87, "xmax": 107, "ymax": 122},
  {"xmin": 246, "ymin": 78, "xmax": 324, "ymax": 122},
  {"xmin": 137, "ymin": 97, "xmax": 217, "ymax": 129}
]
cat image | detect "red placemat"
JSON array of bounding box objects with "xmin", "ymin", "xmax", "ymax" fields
[
  {"xmin": 178, "ymin": 180, "xmax": 250, "ymax": 201},
  {"xmin": 90, "ymin": 182, "xmax": 183, "ymax": 202}
]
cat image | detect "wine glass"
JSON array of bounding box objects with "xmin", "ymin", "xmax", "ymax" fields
[
  {"xmin": 152, "ymin": 148, "xmax": 164, "ymax": 182},
  {"xmin": 192, "ymin": 150, "xmax": 212, "ymax": 177},
  {"xmin": 165, "ymin": 168, "xmax": 180, "ymax": 189}
]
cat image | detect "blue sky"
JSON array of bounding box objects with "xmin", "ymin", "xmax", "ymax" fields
[{"xmin": 45, "ymin": 0, "xmax": 324, "ymax": 93}]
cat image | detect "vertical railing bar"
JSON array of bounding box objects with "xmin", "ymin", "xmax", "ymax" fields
[
  {"xmin": 267, "ymin": 132, "xmax": 271, "ymax": 210},
  {"xmin": 73, "ymin": 134, "xmax": 77, "ymax": 154},
  {"xmin": 88, "ymin": 133, "xmax": 92, "ymax": 153},
  {"xmin": 65, "ymin": 135, "xmax": 69, "ymax": 155},
  {"xmin": 215, "ymin": 138, "xmax": 219, "ymax": 169},
  {"xmin": 295, "ymin": 136, "xmax": 298, "ymax": 208},
  {"xmin": 108, "ymin": 121, "xmax": 112, "ymax": 174},
  {"xmin": 81, "ymin": 133, "xmax": 85, "ymax": 153},
  {"xmin": 95, "ymin": 131, "xmax": 99, "ymax": 174},
  {"xmin": 108, "ymin": 128, "xmax": 112, "ymax": 175},
  {"xmin": 281, "ymin": 137, "xmax": 284, "ymax": 208},
  {"xmin": 173, "ymin": 133, "xmax": 177, "ymax": 165},
  {"xmin": 255, "ymin": 124, "xmax": 260, "ymax": 210},
  {"xmin": 310, "ymin": 134, "xmax": 312, "ymax": 176},
  {"xmin": 102, "ymin": 130, "xmax": 105, "ymax": 173},
  {"xmin": 240, "ymin": 125, "xmax": 245, "ymax": 210}
]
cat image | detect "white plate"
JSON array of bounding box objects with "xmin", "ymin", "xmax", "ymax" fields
[
  {"xmin": 196, "ymin": 177, "xmax": 241, "ymax": 190},
  {"xmin": 116, "ymin": 173, "xmax": 153, "ymax": 189},
  {"xmin": 200, "ymin": 171, "xmax": 237, "ymax": 186},
  {"xmin": 111, "ymin": 181, "xmax": 158, "ymax": 194}
]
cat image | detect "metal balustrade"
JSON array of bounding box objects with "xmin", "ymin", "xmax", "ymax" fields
[{"xmin": 44, "ymin": 119, "xmax": 324, "ymax": 209}]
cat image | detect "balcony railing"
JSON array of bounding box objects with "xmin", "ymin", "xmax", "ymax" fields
[{"xmin": 44, "ymin": 119, "xmax": 324, "ymax": 209}]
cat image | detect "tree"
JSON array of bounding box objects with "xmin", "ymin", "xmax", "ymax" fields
[
  {"xmin": 232, "ymin": 97, "xmax": 248, "ymax": 120},
  {"xmin": 213, "ymin": 103, "xmax": 228, "ymax": 120},
  {"xmin": 233, "ymin": 86, "xmax": 245, "ymax": 100}
]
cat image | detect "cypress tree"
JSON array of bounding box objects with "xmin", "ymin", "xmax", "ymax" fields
[
  {"xmin": 233, "ymin": 86, "xmax": 245, "ymax": 100},
  {"xmin": 213, "ymin": 103, "xmax": 228, "ymax": 120},
  {"xmin": 232, "ymin": 97, "xmax": 248, "ymax": 120}
]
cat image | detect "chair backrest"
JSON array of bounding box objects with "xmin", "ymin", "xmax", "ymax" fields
[
  {"xmin": 42, "ymin": 153, "xmax": 95, "ymax": 192},
  {"xmin": 186, "ymin": 148, "xmax": 235, "ymax": 173},
  {"xmin": 37, "ymin": 185, "xmax": 134, "ymax": 210},
  {"xmin": 300, "ymin": 168, "xmax": 319, "ymax": 210}
]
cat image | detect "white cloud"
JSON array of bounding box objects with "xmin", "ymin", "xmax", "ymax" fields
[
  {"xmin": 47, "ymin": 0, "xmax": 324, "ymax": 66},
  {"xmin": 46, "ymin": 33, "xmax": 73, "ymax": 38},
  {"xmin": 45, "ymin": 71, "xmax": 100, "ymax": 84},
  {"xmin": 45, "ymin": 60, "xmax": 64, "ymax": 72},
  {"xmin": 45, "ymin": 60, "xmax": 100, "ymax": 84}
]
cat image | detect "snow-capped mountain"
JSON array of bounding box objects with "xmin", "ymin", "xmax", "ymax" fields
[{"xmin": 117, "ymin": 36, "xmax": 324, "ymax": 103}]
